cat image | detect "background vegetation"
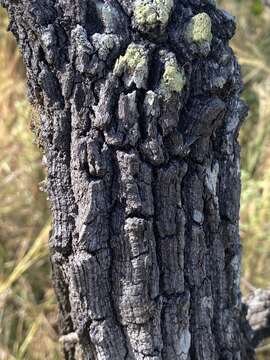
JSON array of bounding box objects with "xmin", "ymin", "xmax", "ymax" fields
[{"xmin": 0, "ymin": 1, "xmax": 270, "ymax": 358}]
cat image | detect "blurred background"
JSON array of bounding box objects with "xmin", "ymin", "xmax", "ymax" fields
[{"xmin": 0, "ymin": 1, "xmax": 270, "ymax": 359}]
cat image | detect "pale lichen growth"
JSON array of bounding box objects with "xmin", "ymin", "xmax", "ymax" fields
[
  {"xmin": 92, "ymin": 33, "xmax": 120, "ymax": 61},
  {"xmin": 114, "ymin": 43, "xmax": 147, "ymax": 73},
  {"xmin": 160, "ymin": 56, "xmax": 186, "ymax": 98},
  {"xmin": 133, "ymin": 0, "xmax": 174, "ymax": 32},
  {"xmin": 114, "ymin": 43, "xmax": 149, "ymax": 89},
  {"xmin": 185, "ymin": 13, "xmax": 213, "ymax": 56},
  {"xmin": 162, "ymin": 60, "xmax": 186, "ymax": 92},
  {"xmin": 186, "ymin": 13, "xmax": 212, "ymax": 44}
]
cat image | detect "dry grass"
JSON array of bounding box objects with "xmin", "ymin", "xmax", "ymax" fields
[
  {"xmin": 0, "ymin": 7, "xmax": 61, "ymax": 360},
  {"xmin": 1, "ymin": 1, "xmax": 270, "ymax": 359},
  {"xmin": 218, "ymin": 0, "xmax": 270, "ymax": 292}
]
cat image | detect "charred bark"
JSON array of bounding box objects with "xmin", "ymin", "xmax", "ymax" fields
[{"xmin": 1, "ymin": 0, "xmax": 257, "ymax": 359}]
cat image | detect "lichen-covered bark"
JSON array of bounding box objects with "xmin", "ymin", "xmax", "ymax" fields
[
  {"xmin": 2, "ymin": 0, "xmax": 254, "ymax": 359},
  {"xmin": 244, "ymin": 289, "xmax": 270, "ymax": 348}
]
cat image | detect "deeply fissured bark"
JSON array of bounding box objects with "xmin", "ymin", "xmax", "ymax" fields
[{"xmin": 2, "ymin": 0, "xmax": 254, "ymax": 359}]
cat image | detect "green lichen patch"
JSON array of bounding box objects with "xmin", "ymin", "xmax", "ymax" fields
[
  {"xmin": 185, "ymin": 13, "xmax": 213, "ymax": 55},
  {"xmin": 114, "ymin": 43, "xmax": 147, "ymax": 74},
  {"xmin": 133, "ymin": 0, "xmax": 174, "ymax": 32},
  {"xmin": 113, "ymin": 43, "xmax": 149, "ymax": 89},
  {"xmin": 160, "ymin": 56, "xmax": 186, "ymax": 98},
  {"xmin": 162, "ymin": 61, "xmax": 185, "ymax": 93},
  {"xmin": 185, "ymin": 12, "xmax": 213, "ymax": 44}
]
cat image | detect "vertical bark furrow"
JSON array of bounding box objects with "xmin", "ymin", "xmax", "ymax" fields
[
  {"xmin": 2, "ymin": 0, "xmax": 254, "ymax": 359},
  {"xmin": 110, "ymin": 149, "xmax": 162, "ymax": 359}
]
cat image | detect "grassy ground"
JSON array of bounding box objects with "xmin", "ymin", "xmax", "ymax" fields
[
  {"xmin": 0, "ymin": 7, "xmax": 60, "ymax": 359},
  {"xmin": 0, "ymin": 1, "xmax": 270, "ymax": 358},
  {"xmin": 220, "ymin": 0, "xmax": 270, "ymax": 294}
]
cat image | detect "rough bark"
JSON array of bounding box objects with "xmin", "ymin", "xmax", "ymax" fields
[
  {"xmin": 244, "ymin": 289, "xmax": 270, "ymax": 348},
  {"xmin": 1, "ymin": 0, "xmax": 256, "ymax": 359}
]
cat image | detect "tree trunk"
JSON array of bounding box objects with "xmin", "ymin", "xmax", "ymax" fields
[{"xmin": 1, "ymin": 0, "xmax": 256, "ymax": 359}]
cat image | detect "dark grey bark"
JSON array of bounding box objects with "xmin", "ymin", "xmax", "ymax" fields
[{"xmin": 1, "ymin": 0, "xmax": 260, "ymax": 359}]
